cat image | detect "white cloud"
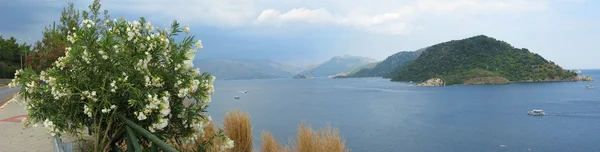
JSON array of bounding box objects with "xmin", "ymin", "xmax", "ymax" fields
[
  {"xmin": 256, "ymin": 8, "xmax": 334, "ymax": 26},
  {"xmin": 55, "ymin": 0, "xmax": 553, "ymax": 35},
  {"xmin": 253, "ymin": 0, "xmax": 549, "ymax": 35},
  {"xmin": 417, "ymin": 0, "xmax": 548, "ymax": 13},
  {"xmin": 102, "ymin": 0, "xmax": 259, "ymax": 27},
  {"xmin": 255, "ymin": 6, "xmax": 415, "ymax": 34}
]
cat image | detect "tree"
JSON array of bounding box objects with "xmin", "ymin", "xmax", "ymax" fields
[{"xmin": 9, "ymin": 1, "xmax": 232, "ymax": 151}]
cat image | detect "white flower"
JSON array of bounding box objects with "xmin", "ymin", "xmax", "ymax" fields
[
  {"xmin": 183, "ymin": 60, "xmax": 193, "ymax": 70},
  {"xmin": 195, "ymin": 40, "xmax": 203, "ymax": 49},
  {"xmin": 160, "ymin": 107, "xmax": 170, "ymax": 116},
  {"xmin": 99, "ymin": 50, "xmax": 108, "ymax": 59},
  {"xmin": 223, "ymin": 137, "xmax": 235, "ymax": 149},
  {"xmin": 189, "ymin": 80, "xmax": 200, "ymax": 93},
  {"xmin": 184, "ymin": 25, "xmax": 190, "ymax": 34},
  {"xmin": 151, "ymin": 76, "xmax": 163, "ymax": 87},
  {"xmin": 145, "ymin": 22, "xmax": 153, "ymax": 31},
  {"xmin": 192, "ymin": 68, "xmax": 200, "ymax": 76},
  {"xmin": 145, "ymin": 76, "xmax": 151, "ymax": 87},
  {"xmin": 177, "ymin": 88, "xmax": 188, "ymax": 98},
  {"xmin": 101, "ymin": 108, "xmax": 109, "ymax": 113},
  {"xmin": 84, "ymin": 105, "xmax": 93, "ymax": 118},
  {"xmin": 110, "ymin": 80, "xmax": 117, "ymax": 92},
  {"xmin": 25, "ymin": 81, "xmax": 35, "ymax": 93},
  {"xmin": 136, "ymin": 112, "xmax": 147, "ymax": 120}
]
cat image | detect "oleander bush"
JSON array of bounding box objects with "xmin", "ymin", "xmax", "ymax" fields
[{"xmin": 9, "ymin": 1, "xmax": 232, "ymax": 151}]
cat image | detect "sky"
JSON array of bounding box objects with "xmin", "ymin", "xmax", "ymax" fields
[{"xmin": 1, "ymin": 0, "xmax": 599, "ymax": 69}]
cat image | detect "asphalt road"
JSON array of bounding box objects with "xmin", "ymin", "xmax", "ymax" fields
[{"xmin": 0, "ymin": 87, "xmax": 20, "ymax": 107}]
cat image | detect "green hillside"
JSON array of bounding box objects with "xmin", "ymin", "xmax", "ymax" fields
[{"xmin": 390, "ymin": 35, "xmax": 577, "ymax": 85}]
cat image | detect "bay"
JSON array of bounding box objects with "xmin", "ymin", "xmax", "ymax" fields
[{"xmin": 208, "ymin": 70, "xmax": 600, "ymax": 152}]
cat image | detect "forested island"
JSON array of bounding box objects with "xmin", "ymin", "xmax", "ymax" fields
[{"xmin": 389, "ymin": 35, "xmax": 592, "ymax": 86}]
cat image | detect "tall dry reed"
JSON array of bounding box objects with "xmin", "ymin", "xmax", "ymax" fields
[{"xmin": 223, "ymin": 110, "xmax": 253, "ymax": 152}]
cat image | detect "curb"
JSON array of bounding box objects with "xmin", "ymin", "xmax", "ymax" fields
[{"xmin": 0, "ymin": 94, "xmax": 15, "ymax": 110}]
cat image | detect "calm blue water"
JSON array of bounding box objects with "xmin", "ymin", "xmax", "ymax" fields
[{"xmin": 208, "ymin": 70, "xmax": 600, "ymax": 152}]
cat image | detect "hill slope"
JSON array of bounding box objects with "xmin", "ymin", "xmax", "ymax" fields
[
  {"xmin": 343, "ymin": 49, "xmax": 424, "ymax": 78},
  {"xmin": 302, "ymin": 55, "xmax": 377, "ymax": 77},
  {"xmin": 390, "ymin": 35, "xmax": 580, "ymax": 85},
  {"xmin": 194, "ymin": 59, "xmax": 298, "ymax": 80}
]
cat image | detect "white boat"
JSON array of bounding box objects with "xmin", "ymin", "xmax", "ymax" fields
[
  {"xmin": 586, "ymin": 85, "xmax": 594, "ymax": 89},
  {"xmin": 527, "ymin": 109, "xmax": 545, "ymax": 116}
]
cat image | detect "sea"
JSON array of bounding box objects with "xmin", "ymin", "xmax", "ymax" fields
[{"xmin": 208, "ymin": 70, "xmax": 600, "ymax": 152}]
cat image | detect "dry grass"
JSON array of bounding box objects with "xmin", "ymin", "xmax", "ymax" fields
[
  {"xmin": 175, "ymin": 110, "xmax": 350, "ymax": 152},
  {"xmin": 291, "ymin": 122, "xmax": 349, "ymax": 152},
  {"xmin": 177, "ymin": 121, "xmax": 223, "ymax": 152},
  {"xmin": 261, "ymin": 131, "xmax": 283, "ymax": 152},
  {"xmin": 224, "ymin": 110, "xmax": 253, "ymax": 152}
]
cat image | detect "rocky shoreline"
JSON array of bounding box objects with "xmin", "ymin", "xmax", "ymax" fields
[
  {"xmin": 293, "ymin": 74, "xmax": 313, "ymax": 79},
  {"xmin": 416, "ymin": 76, "xmax": 594, "ymax": 87},
  {"xmin": 511, "ymin": 76, "xmax": 594, "ymax": 83}
]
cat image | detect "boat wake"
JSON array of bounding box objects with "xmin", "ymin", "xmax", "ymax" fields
[{"xmin": 544, "ymin": 112, "xmax": 600, "ymax": 120}]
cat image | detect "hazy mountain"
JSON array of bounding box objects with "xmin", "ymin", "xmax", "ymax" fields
[
  {"xmin": 340, "ymin": 49, "xmax": 424, "ymax": 78},
  {"xmin": 302, "ymin": 55, "xmax": 377, "ymax": 77},
  {"xmin": 194, "ymin": 59, "xmax": 299, "ymax": 80}
]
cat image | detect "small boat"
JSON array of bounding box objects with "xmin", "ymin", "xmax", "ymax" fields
[
  {"xmin": 527, "ymin": 109, "xmax": 545, "ymax": 116},
  {"xmin": 234, "ymin": 96, "xmax": 240, "ymax": 99},
  {"xmin": 586, "ymin": 85, "xmax": 594, "ymax": 89}
]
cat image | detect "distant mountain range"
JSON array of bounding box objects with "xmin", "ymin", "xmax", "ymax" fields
[
  {"xmin": 194, "ymin": 55, "xmax": 378, "ymax": 80},
  {"xmin": 339, "ymin": 49, "xmax": 424, "ymax": 78},
  {"xmin": 301, "ymin": 55, "xmax": 377, "ymax": 77},
  {"xmin": 194, "ymin": 59, "xmax": 299, "ymax": 80}
]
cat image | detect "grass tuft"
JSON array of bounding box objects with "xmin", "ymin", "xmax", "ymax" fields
[{"xmin": 224, "ymin": 110, "xmax": 253, "ymax": 152}]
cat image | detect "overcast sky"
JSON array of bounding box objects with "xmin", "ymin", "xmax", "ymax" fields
[{"xmin": 1, "ymin": 0, "xmax": 598, "ymax": 69}]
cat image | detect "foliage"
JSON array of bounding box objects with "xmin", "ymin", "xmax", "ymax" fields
[
  {"xmin": 8, "ymin": 1, "xmax": 232, "ymax": 151},
  {"xmin": 390, "ymin": 35, "xmax": 577, "ymax": 85},
  {"xmin": 24, "ymin": 3, "xmax": 79, "ymax": 73},
  {"xmin": 0, "ymin": 36, "xmax": 30, "ymax": 78},
  {"xmin": 25, "ymin": 39, "xmax": 67, "ymax": 72}
]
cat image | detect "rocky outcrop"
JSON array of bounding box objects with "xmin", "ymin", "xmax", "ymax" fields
[
  {"xmin": 573, "ymin": 76, "xmax": 594, "ymax": 81},
  {"xmin": 329, "ymin": 72, "xmax": 348, "ymax": 79},
  {"xmin": 417, "ymin": 78, "xmax": 445, "ymax": 87},
  {"xmin": 463, "ymin": 76, "xmax": 510, "ymax": 85},
  {"xmin": 293, "ymin": 74, "xmax": 313, "ymax": 79}
]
